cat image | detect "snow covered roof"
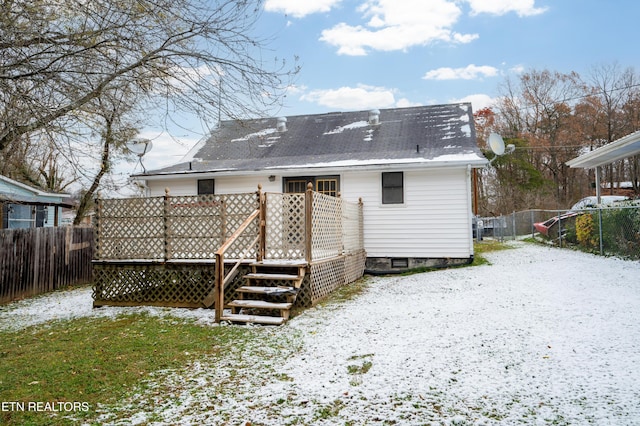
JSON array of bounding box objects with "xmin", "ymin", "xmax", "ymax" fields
[{"xmin": 138, "ymin": 103, "xmax": 488, "ymax": 177}]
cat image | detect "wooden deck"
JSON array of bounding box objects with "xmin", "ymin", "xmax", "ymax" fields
[{"xmin": 92, "ymin": 185, "xmax": 366, "ymax": 324}]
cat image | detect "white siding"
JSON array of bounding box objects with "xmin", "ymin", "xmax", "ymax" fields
[
  {"xmin": 147, "ymin": 175, "xmax": 281, "ymax": 197},
  {"xmin": 216, "ymin": 176, "xmax": 281, "ymax": 194},
  {"xmin": 341, "ymin": 168, "xmax": 473, "ymax": 258},
  {"xmin": 146, "ymin": 167, "xmax": 474, "ymax": 259},
  {"xmin": 147, "ymin": 178, "xmax": 196, "ymax": 196}
]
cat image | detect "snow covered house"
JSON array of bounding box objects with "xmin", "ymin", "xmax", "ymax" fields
[{"xmin": 134, "ymin": 103, "xmax": 488, "ymax": 273}]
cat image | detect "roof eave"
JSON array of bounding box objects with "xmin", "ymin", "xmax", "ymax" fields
[
  {"xmin": 134, "ymin": 157, "xmax": 489, "ymax": 181},
  {"xmin": 567, "ymin": 130, "xmax": 640, "ymax": 169}
]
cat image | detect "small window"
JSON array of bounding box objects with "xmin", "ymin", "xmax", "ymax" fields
[
  {"xmin": 285, "ymin": 179, "xmax": 309, "ymax": 194},
  {"xmin": 283, "ymin": 176, "xmax": 340, "ymax": 196},
  {"xmin": 382, "ymin": 172, "xmax": 403, "ymax": 204},
  {"xmin": 7, "ymin": 204, "xmax": 35, "ymax": 229},
  {"xmin": 316, "ymin": 178, "xmax": 338, "ymax": 197},
  {"xmin": 197, "ymin": 179, "xmax": 215, "ymax": 195}
]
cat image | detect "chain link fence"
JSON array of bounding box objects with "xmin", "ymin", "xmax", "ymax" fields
[{"xmin": 476, "ymin": 205, "xmax": 640, "ymax": 260}]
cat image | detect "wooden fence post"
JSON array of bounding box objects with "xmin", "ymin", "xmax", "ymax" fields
[
  {"xmin": 257, "ymin": 184, "xmax": 265, "ymax": 262},
  {"xmin": 32, "ymin": 228, "xmax": 41, "ymax": 297},
  {"xmin": 220, "ymin": 198, "xmax": 227, "ymax": 243},
  {"xmin": 163, "ymin": 188, "xmax": 171, "ymax": 261},
  {"xmin": 305, "ymin": 182, "xmax": 313, "ymax": 263},
  {"xmin": 95, "ymin": 194, "xmax": 102, "ymax": 259}
]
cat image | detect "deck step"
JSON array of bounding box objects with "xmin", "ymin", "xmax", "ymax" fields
[
  {"xmin": 245, "ymin": 273, "xmax": 301, "ymax": 280},
  {"xmin": 236, "ymin": 285, "xmax": 297, "ymax": 295},
  {"xmin": 250, "ymin": 261, "xmax": 307, "ymax": 268},
  {"xmin": 221, "ymin": 313, "xmax": 286, "ymax": 325},
  {"xmin": 227, "ymin": 299, "xmax": 293, "ymax": 310}
]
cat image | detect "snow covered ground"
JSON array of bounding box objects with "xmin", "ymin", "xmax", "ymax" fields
[{"xmin": 2, "ymin": 241, "xmax": 639, "ymax": 425}]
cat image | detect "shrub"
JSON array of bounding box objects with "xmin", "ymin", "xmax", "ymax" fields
[
  {"xmin": 576, "ymin": 214, "xmax": 596, "ymax": 249},
  {"xmin": 598, "ymin": 207, "xmax": 640, "ymax": 259}
]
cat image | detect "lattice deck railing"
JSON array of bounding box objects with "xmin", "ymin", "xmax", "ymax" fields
[
  {"xmin": 93, "ymin": 185, "xmax": 365, "ymax": 309},
  {"xmin": 95, "ymin": 192, "xmax": 259, "ymax": 261},
  {"xmin": 95, "ymin": 187, "xmax": 364, "ymax": 263},
  {"xmin": 264, "ymin": 193, "xmax": 306, "ymax": 259}
]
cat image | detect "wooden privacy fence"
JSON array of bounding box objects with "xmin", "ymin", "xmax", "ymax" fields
[
  {"xmin": 0, "ymin": 226, "xmax": 93, "ymax": 304},
  {"xmin": 93, "ymin": 184, "xmax": 365, "ymax": 309}
]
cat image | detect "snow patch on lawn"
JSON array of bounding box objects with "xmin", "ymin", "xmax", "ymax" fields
[{"xmin": 0, "ymin": 287, "xmax": 219, "ymax": 330}]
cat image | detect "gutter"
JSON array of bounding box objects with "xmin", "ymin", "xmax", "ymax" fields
[{"xmin": 134, "ymin": 158, "xmax": 489, "ymax": 181}]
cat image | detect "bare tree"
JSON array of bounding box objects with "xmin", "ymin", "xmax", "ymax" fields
[
  {"xmin": 1, "ymin": 0, "xmax": 297, "ymax": 220},
  {"xmin": 495, "ymin": 69, "xmax": 586, "ymax": 208},
  {"xmin": 587, "ymin": 63, "xmax": 640, "ymax": 194},
  {"xmin": 1, "ymin": 0, "xmax": 297, "ymax": 151}
]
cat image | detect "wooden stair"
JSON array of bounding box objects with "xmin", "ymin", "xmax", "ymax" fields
[{"xmin": 221, "ymin": 261, "xmax": 306, "ymax": 325}]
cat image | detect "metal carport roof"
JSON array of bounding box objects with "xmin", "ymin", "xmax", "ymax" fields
[{"xmin": 566, "ymin": 130, "xmax": 640, "ymax": 169}]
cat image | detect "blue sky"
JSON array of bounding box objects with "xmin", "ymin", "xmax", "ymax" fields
[
  {"xmin": 258, "ymin": 0, "xmax": 637, "ymax": 114},
  {"xmin": 130, "ymin": 0, "xmax": 640, "ymax": 178}
]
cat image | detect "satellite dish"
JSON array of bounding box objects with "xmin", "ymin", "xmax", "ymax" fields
[
  {"xmin": 126, "ymin": 139, "xmax": 153, "ymax": 157},
  {"xmin": 488, "ymin": 133, "xmax": 505, "ymax": 156},
  {"xmin": 126, "ymin": 138, "xmax": 153, "ymax": 173}
]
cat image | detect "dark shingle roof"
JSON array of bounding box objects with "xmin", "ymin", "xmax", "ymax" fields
[{"xmin": 141, "ymin": 103, "xmax": 487, "ymax": 176}]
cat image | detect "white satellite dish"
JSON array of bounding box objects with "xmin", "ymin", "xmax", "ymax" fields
[
  {"xmin": 126, "ymin": 138, "xmax": 153, "ymax": 173},
  {"xmin": 126, "ymin": 139, "xmax": 153, "ymax": 157},
  {"xmin": 488, "ymin": 132, "xmax": 505, "ymax": 156}
]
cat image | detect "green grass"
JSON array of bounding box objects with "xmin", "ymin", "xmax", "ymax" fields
[
  {"xmin": 347, "ymin": 361, "xmax": 372, "ymax": 375},
  {"xmin": 398, "ymin": 240, "xmax": 511, "ymax": 275},
  {"xmin": 0, "ymin": 313, "xmax": 256, "ymax": 426},
  {"xmin": 473, "ymin": 239, "xmax": 512, "ymax": 257},
  {"xmin": 0, "ymin": 240, "xmax": 516, "ymax": 425}
]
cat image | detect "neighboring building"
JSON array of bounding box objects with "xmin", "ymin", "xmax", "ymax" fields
[
  {"xmin": 0, "ymin": 174, "xmax": 73, "ymax": 229},
  {"xmin": 133, "ymin": 104, "xmax": 488, "ymax": 272},
  {"xmin": 567, "ymin": 130, "xmax": 640, "ymax": 200}
]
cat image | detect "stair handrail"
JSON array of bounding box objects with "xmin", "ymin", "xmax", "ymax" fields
[{"xmin": 214, "ymin": 208, "xmax": 261, "ymax": 322}]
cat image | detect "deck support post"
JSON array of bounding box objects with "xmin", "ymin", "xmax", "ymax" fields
[{"xmin": 214, "ymin": 252, "xmax": 223, "ymax": 322}]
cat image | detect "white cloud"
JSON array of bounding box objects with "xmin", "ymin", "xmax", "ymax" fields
[
  {"xmin": 423, "ymin": 64, "xmax": 499, "ymax": 80},
  {"xmin": 509, "ymin": 64, "xmax": 526, "ymax": 74},
  {"xmin": 396, "ymin": 98, "xmax": 421, "ymax": 108},
  {"xmin": 465, "ymin": 0, "xmax": 547, "ymax": 17},
  {"xmin": 450, "ymin": 93, "xmax": 496, "ymax": 112},
  {"xmin": 320, "ymin": 0, "xmax": 478, "ymax": 56},
  {"xmin": 285, "ymin": 84, "xmax": 307, "ymax": 95},
  {"xmin": 300, "ymin": 85, "xmax": 397, "ymax": 110},
  {"xmin": 264, "ymin": 0, "xmax": 343, "ymax": 18}
]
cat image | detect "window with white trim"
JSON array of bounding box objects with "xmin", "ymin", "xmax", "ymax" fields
[{"xmin": 382, "ymin": 172, "xmax": 403, "ymax": 204}]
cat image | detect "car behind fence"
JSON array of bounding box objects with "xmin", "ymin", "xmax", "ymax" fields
[{"xmin": 477, "ymin": 205, "xmax": 640, "ymax": 260}]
